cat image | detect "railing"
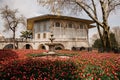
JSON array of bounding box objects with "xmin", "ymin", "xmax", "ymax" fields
[
  {"xmin": 54, "ymin": 38, "xmax": 87, "ymax": 41},
  {"xmin": 0, "ymin": 38, "xmax": 33, "ymax": 42},
  {"xmin": 0, "ymin": 37, "xmax": 87, "ymax": 43}
]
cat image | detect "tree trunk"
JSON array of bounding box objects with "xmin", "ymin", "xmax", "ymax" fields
[
  {"xmin": 96, "ymin": 24, "xmax": 105, "ymax": 49},
  {"xmin": 13, "ymin": 30, "xmax": 16, "ymax": 49},
  {"xmin": 103, "ymin": 26, "xmax": 111, "ymax": 52},
  {"xmin": 26, "ymin": 37, "xmax": 28, "ymax": 42}
]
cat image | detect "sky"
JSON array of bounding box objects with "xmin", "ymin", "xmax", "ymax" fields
[{"xmin": 0, "ymin": 0, "xmax": 120, "ymax": 38}]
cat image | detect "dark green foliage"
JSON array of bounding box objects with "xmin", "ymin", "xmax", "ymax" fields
[
  {"xmin": 27, "ymin": 53, "xmax": 77, "ymax": 57},
  {"xmin": 92, "ymin": 39, "xmax": 102, "ymax": 48},
  {"xmin": 110, "ymin": 33, "xmax": 118, "ymax": 48},
  {"xmin": 92, "ymin": 33, "xmax": 118, "ymax": 49},
  {"xmin": 20, "ymin": 30, "xmax": 32, "ymax": 40}
]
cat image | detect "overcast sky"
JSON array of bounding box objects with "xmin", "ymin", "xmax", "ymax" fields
[{"xmin": 0, "ymin": 0, "xmax": 120, "ymax": 38}]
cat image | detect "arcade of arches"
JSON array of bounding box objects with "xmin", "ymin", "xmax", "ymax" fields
[{"xmin": 2, "ymin": 43, "xmax": 64, "ymax": 50}]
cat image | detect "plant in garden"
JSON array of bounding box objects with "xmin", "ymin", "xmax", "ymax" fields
[
  {"xmin": 0, "ymin": 5, "xmax": 25, "ymax": 49},
  {"xmin": 20, "ymin": 30, "xmax": 33, "ymax": 41},
  {"xmin": 73, "ymin": 53, "xmax": 120, "ymax": 80},
  {"xmin": 0, "ymin": 50, "xmax": 18, "ymax": 61},
  {"xmin": 0, "ymin": 50, "xmax": 120, "ymax": 80},
  {"xmin": 27, "ymin": 52, "xmax": 77, "ymax": 58},
  {"xmin": 0, "ymin": 58, "xmax": 80, "ymax": 80}
]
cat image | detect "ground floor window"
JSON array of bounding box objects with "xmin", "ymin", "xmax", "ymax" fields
[
  {"xmin": 38, "ymin": 44, "xmax": 46, "ymax": 50},
  {"xmin": 37, "ymin": 34, "xmax": 40, "ymax": 39},
  {"xmin": 23, "ymin": 44, "xmax": 32, "ymax": 49},
  {"xmin": 43, "ymin": 33, "xmax": 46, "ymax": 39},
  {"xmin": 54, "ymin": 44, "xmax": 64, "ymax": 50},
  {"xmin": 3, "ymin": 44, "xmax": 13, "ymax": 49}
]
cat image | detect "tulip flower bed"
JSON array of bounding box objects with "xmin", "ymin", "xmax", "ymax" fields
[
  {"xmin": 0, "ymin": 58, "xmax": 79, "ymax": 80},
  {"xmin": 0, "ymin": 50, "xmax": 18, "ymax": 61},
  {"xmin": 72, "ymin": 53, "xmax": 120, "ymax": 80},
  {"xmin": 0, "ymin": 49, "xmax": 47, "ymax": 61},
  {"xmin": 0, "ymin": 50, "xmax": 120, "ymax": 80}
]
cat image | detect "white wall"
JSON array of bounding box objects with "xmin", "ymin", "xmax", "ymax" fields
[{"xmin": 32, "ymin": 19, "xmax": 90, "ymax": 50}]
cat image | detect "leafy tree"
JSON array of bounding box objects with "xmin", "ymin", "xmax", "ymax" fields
[
  {"xmin": 92, "ymin": 39, "xmax": 102, "ymax": 49},
  {"xmin": 37, "ymin": 0, "xmax": 120, "ymax": 51},
  {"xmin": 92, "ymin": 33, "xmax": 118, "ymax": 49},
  {"xmin": 112, "ymin": 26, "xmax": 120, "ymax": 47},
  {"xmin": 90, "ymin": 33, "xmax": 100, "ymax": 46},
  {"xmin": 20, "ymin": 30, "xmax": 32, "ymax": 41},
  {"xmin": 0, "ymin": 5, "xmax": 25, "ymax": 49},
  {"xmin": 110, "ymin": 33, "xmax": 118, "ymax": 48}
]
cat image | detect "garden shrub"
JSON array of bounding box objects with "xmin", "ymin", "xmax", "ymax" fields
[
  {"xmin": 0, "ymin": 50, "xmax": 120, "ymax": 80},
  {"xmin": 0, "ymin": 58, "xmax": 80, "ymax": 80},
  {"xmin": 0, "ymin": 50, "xmax": 18, "ymax": 61}
]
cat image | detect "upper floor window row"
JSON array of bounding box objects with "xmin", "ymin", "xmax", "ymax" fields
[
  {"xmin": 55, "ymin": 22, "xmax": 73, "ymax": 28},
  {"xmin": 54, "ymin": 22, "xmax": 86, "ymax": 29},
  {"xmin": 68, "ymin": 23, "xmax": 73, "ymax": 28},
  {"xmin": 80, "ymin": 24, "xmax": 84, "ymax": 29},
  {"xmin": 34, "ymin": 21, "xmax": 50, "ymax": 32},
  {"xmin": 37, "ymin": 33, "xmax": 46, "ymax": 39}
]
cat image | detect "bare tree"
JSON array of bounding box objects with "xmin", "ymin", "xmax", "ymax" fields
[
  {"xmin": 112, "ymin": 26, "xmax": 120, "ymax": 47},
  {"xmin": 37, "ymin": 0, "xmax": 120, "ymax": 51},
  {"xmin": 0, "ymin": 5, "xmax": 25, "ymax": 49}
]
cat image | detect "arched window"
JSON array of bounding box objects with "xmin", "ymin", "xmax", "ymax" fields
[
  {"xmin": 68, "ymin": 23, "xmax": 73, "ymax": 28},
  {"xmin": 55, "ymin": 22, "xmax": 60, "ymax": 27},
  {"xmin": 54, "ymin": 44, "xmax": 64, "ymax": 50},
  {"xmin": 38, "ymin": 44, "xmax": 46, "ymax": 50},
  {"xmin": 25, "ymin": 44, "xmax": 32, "ymax": 49},
  {"xmin": 3, "ymin": 44, "xmax": 13, "ymax": 49},
  {"xmin": 80, "ymin": 24, "xmax": 84, "ymax": 29},
  {"xmin": 26, "ymin": 44, "xmax": 30, "ymax": 49}
]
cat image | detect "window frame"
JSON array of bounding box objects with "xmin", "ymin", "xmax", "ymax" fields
[
  {"xmin": 68, "ymin": 23, "xmax": 73, "ymax": 28},
  {"xmin": 37, "ymin": 33, "xmax": 40, "ymax": 39},
  {"xmin": 43, "ymin": 33, "xmax": 46, "ymax": 39},
  {"xmin": 55, "ymin": 22, "xmax": 60, "ymax": 27}
]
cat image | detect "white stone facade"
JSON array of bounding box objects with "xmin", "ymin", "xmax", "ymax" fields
[
  {"xmin": 0, "ymin": 15, "xmax": 95, "ymax": 50},
  {"xmin": 27, "ymin": 15, "xmax": 95, "ymax": 50}
]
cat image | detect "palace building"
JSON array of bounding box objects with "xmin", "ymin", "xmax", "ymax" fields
[
  {"xmin": 27, "ymin": 14, "xmax": 95, "ymax": 50},
  {"xmin": 0, "ymin": 14, "xmax": 95, "ymax": 50}
]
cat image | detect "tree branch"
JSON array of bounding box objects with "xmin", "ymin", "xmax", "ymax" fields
[
  {"xmin": 99, "ymin": 0, "xmax": 108, "ymax": 28},
  {"xmin": 75, "ymin": 1, "xmax": 104, "ymax": 28}
]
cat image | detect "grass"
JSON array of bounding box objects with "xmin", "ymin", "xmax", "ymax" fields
[{"xmin": 27, "ymin": 52, "xmax": 78, "ymax": 58}]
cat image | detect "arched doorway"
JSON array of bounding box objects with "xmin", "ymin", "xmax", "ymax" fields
[
  {"xmin": 55, "ymin": 44, "xmax": 64, "ymax": 50},
  {"xmin": 38, "ymin": 44, "xmax": 46, "ymax": 50},
  {"xmin": 3, "ymin": 44, "xmax": 13, "ymax": 49},
  {"xmin": 23, "ymin": 44, "xmax": 33, "ymax": 49},
  {"xmin": 80, "ymin": 46, "xmax": 86, "ymax": 51}
]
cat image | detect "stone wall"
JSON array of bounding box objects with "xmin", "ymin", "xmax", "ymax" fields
[{"xmin": 0, "ymin": 39, "xmax": 88, "ymax": 50}]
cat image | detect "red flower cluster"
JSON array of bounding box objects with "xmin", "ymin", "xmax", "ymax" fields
[
  {"xmin": 0, "ymin": 50, "xmax": 120, "ymax": 80},
  {"xmin": 71, "ymin": 53, "xmax": 120, "ymax": 80},
  {"xmin": 0, "ymin": 58, "xmax": 79, "ymax": 80},
  {"xmin": 0, "ymin": 49, "xmax": 47, "ymax": 60},
  {"xmin": 0, "ymin": 50, "xmax": 18, "ymax": 62}
]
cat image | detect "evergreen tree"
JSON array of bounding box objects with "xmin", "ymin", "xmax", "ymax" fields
[
  {"xmin": 92, "ymin": 33, "xmax": 118, "ymax": 49},
  {"xmin": 20, "ymin": 30, "xmax": 32, "ymax": 41}
]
